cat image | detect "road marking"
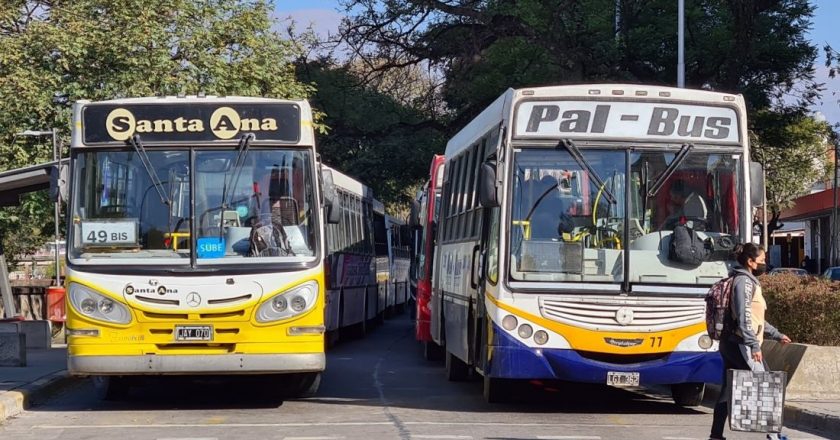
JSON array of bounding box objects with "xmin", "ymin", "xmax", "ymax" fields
[
  {"xmin": 284, "ymin": 437, "xmax": 344, "ymax": 440},
  {"xmin": 413, "ymin": 436, "xmax": 473, "ymax": 439},
  {"xmin": 33, "ymin": 421, "xmax": 712, "ymax": 430},
  {"xmin": 537, "ymin": 437, "xmax": 601, "ymax": 440}
]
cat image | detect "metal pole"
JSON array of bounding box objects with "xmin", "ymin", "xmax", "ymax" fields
[
  {"xmin": 677, "ymin": 0, "xmax": 685, "ymax": 87},
  {"xmin": 762, "ymin": 164, "xmax": 768, "ymax": 249},
  {"xmin": 828, "ymin": 145, "xmax": 840, "ymax": 266},
  {"xmin": 52, "ymin": 128, "xmax": 61, "ymax": 287}
]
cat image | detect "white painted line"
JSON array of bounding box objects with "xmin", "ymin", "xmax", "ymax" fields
[
  {"xmin": 157, "ymin": 438, "xmax": 218, "ymax": 440},
  {"xmin": 284, "ymin": 437, "xmax": 344, "ymax": 440},
  {"xmin": 33, "ymin": 421, "xmax": 709, "ymax": 430},
  {"xmin": 537, "ymin": 436, "xmax": 601, "ymax": 440},
  {"xmin": 413, "ymin": 436, "xmax": 473, "ymax": 439}
]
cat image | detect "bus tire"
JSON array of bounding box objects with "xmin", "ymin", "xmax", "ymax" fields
[
  {"xmin": 423, "ymin": 341, "xmax": 443, "ymax": 362},
  {"xmin": 289, "ymin": 372, "xmax": 321, "ymax": 398},
  {"xmin": 671, "ymin": 382, "xmax": 705, "ymax": 407},
  {"xmin": 483, "ymin": 376, "xmax": 513, "ymax": 403},
  {"xmin": 445, "ymin": 350, "xmax": 469, "ymax": 382},
  {"xmin": 92, "ymin": 375, "xmax": 129, "ymax": 401}
]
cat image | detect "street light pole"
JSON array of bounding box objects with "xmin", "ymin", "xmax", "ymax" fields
[{"xmin": 678, "ymin": 0, "xmax": 685, "ymax": 88}]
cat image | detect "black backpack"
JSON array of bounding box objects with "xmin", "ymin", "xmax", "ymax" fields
[{"xmin": 669, "ymin": 224, "xmax": 710, "ymax": 267}]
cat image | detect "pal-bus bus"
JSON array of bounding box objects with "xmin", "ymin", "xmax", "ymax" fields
[
  {"xmin": 64, "ymin": 96, "xmax": 342, "ymax": 398},
  {"xmin": 412, "ymin": 155, "xmax": 445, "ymax": 359},
  {"xmin": 430, "ymin": 85, "xmax": 763, "ymax": 404}
]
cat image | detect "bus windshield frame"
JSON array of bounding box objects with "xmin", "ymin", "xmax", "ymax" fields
[
  {"xmin": 505, "ymin": 142, "xmax": 745, "ymax": 288},
  {"xmin": 68, "ymin": 145, "xmax": 320, "ymax": 269}
]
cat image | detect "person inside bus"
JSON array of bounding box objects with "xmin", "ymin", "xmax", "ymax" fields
[
  {"xmin": 661, "ymin": 179, "xmax": 708, "ymax": 230},
  {"xmin": 529, "ymin": 175, "xmax": 574, "ymax": 240}
]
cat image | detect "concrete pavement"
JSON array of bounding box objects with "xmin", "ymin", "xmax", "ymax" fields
[{"xmin": 0, "ymin": 345, "xmax": 69, "ymax": 422}]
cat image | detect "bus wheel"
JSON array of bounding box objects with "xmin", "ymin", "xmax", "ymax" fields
[
  {"xmin": 423, "ymin": 341, "xmax": 443, "ymax": 362},
  {"xmin": 289, "ymin": 372, "xmax": 321, "ymax": 398},
  {"xmin": 445, "ymin": 350, "xmax": 469, "ymax": 381},
  {"xmin": 483, "ymin": 376, "xmax": 515, "ymax": 403},
  {"xmin": 671, "ymin": 382, "xmax": 705, "ymax": 406},
  {"xmin": 92, "ymin": 376, "xmax": 129, "ymax": 401}
]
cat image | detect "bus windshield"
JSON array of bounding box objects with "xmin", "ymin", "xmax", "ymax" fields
[
  {"xmin": 69, "ymin": 148, "xmax": 317, "ymax": 265},
  {"xmin": 508, "ymin": 147, "xmax": 743, "ymax": 285}
]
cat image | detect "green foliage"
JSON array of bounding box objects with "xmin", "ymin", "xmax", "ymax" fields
[
  {"xmin": 299, "ymin": 61, "xmax": 447, "ymax": 211},
  {"xmin": 762, "ymin": 273, "xmax": 840, "ymax": 346},
  {"xmin": 750, "ymin": 111, "xmax": 835, "ymax": 233},
  {"xmin": 0, "ymin": 1, "xmax": 311, "ymax": 265}
]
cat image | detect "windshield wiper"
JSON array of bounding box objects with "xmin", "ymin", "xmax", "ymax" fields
[
  {"xmin": 129, "ymin": 134, "xmax": 170, "ymax": 206},
  {"xmin": 558, "ymin": 139, "xmax": 616, "ymax": 205},
  {"xmin": 219, "ymin": 133, "xmax": 255, "ymax": 236},
  {"xmin": 647, "ymin": 143, "xmax": 694, "ymax": 198}
]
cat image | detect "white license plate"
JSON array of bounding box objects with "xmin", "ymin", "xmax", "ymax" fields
[
  {"xmin": 606, "ymin": 371, "xmax": 640, "ymax": 387},
  {"xmin": 175, "ymin": 326, "xmax": 213, "ymax": 341}
]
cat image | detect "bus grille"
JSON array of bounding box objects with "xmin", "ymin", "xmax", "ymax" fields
[{"xmin": 538, "ymin": 296, "xmax": 705, "ymax": 332}]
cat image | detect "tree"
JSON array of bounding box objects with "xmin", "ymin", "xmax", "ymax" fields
[
  {"xmin": 0, "ymin": 0, "xmax": 311, "ymax": 267},
  {"xmin": 298, "ymin": 60, "xmax": 447, "ymax": 211},
  {"xmin": 750, "ymin": 111, "xmax": 834, "ymax": 237}
]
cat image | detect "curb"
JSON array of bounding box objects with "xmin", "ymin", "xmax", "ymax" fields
[
  {"xmin": 0, "ymin": 370, "xmax": 75, "ymax": 424},
  {"xmin": 704, "ymin": 384, "xmax": 840, "ymax": 439}
]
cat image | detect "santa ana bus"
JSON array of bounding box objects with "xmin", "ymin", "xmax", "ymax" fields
[
  {"xmin": 64, "ymin": 96, "xmax": 340, "ymax": 399},
  {"xmin": 429, "ymin": 84, "xmax": 763, "ymax": 404}
]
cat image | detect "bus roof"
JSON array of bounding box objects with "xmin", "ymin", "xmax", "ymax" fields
[
  {"xmin": 322, "ymin": 164, "xmax": 375, "ymax": 200},
  {"xmin": 71, "ymin": 96, "xmax": 315, "ymax": 147},
  {"xmin": 444, "ymin": 84, "xmax": 747, "ymax": 158}
]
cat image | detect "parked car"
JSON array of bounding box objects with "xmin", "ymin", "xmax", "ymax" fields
[
  {"xmin": 823, "ymin": 267, "xmax": 840, "ymax": 281},
  {"xmin": 769, "ymin": 267, "xmax": 809, "ymax": 276}
]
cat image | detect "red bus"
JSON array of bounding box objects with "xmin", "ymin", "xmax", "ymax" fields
[{"xmin": 413, "ymin": 155, "xmax": 445, "ymax": 360}]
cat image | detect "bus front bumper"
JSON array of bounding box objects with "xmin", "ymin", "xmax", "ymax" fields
[
  {"xmin": 486, "ymin": 324, "xmax": 722, "ymax": 385},
  {"xmin": 69, "ymin": 353, "xmax": 325, "ymax": 376}
]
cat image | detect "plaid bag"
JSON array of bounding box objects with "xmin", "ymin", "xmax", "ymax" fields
[{"xmin": 728, "ymin": 369, "xmax": 787, "ymax": 433}]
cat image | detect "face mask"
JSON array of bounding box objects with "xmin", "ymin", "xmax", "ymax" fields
[{"xmin": 753, "ymin": 263, "xmax": 767, "ymax": 276}]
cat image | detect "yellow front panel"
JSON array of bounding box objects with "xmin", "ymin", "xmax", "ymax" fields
[{"xmin": 66, "ymin": 273, "xmax": 326, "ymax": 360}]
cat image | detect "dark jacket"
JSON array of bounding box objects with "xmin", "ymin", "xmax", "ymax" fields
[{"xmin": 727, "ymin": 267, "xmax": 784, "ymax": 354}]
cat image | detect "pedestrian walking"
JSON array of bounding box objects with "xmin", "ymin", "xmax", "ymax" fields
[{"xmin": 709, "ymin": 243, "xmax": 792, "ymax": 440}]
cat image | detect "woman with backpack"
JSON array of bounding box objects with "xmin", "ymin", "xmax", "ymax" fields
[{"xmin": 709, "ymin": 243, "xmax": 792, "ymax": 440}]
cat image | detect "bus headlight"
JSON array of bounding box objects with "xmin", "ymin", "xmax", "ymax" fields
[
  {"xmin": 257, "ymin": 281, "xmax": 318, "ymax": 323},
  {"xmin": 518, "ymin": 324, "xmax": 534, "ymax": 339},
  {"xmin": 68, "ymin": 283, "xmax": 131, "ymax": 325},
  {"xmin": 533, "ymin": 330, "xmax": 549, "ymax": 345},
  {"xmin": 502, "ymin": 315, "xmax": 518, "ymax": 331},
  {"xmin": 698, "ymin": 334, "xmax": 713, "ymax": 349}
]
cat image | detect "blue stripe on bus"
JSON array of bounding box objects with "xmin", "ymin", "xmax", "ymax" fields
[{"xmin": 485, "ymin": 323, "xmax": 723, "ymax": 384}]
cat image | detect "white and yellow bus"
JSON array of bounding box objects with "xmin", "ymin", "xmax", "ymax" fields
[
  {"xmin": 430, "ymin": 85, "xmax": 763, "ymax": 405},
  {"xmin": 64, "ymin": 96, "xmax": 340, "ymax": 398}
]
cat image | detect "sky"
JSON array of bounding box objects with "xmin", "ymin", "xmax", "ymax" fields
[{"xmin": 273, "ymin": 0, "xmax": 840, "ymax": 125}]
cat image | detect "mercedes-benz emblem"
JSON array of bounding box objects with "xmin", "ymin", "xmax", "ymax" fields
[
  {"xmin": 615, "ymin": 307, "xmax": 634, "ymax": 326},
  {"xmin": 186, "ymin": 292, "xmax": 201, "ymax": 307}
]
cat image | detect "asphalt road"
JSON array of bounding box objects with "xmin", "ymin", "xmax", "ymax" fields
[{"xmin": 0, "ymin": 316, "xmax": 830, "ymax": 440}]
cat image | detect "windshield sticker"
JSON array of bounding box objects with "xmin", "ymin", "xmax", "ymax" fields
[
  {"xmin": 515, "ymin": 101, "xmax": 740, "ymax": 143},
  {"xmin": 197, "ymin": 237, "xmax": 226, "ymax": 259}
]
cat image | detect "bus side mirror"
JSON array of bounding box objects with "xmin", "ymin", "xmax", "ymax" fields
[
  {"xmin": 749, "ymin": 162, "xmax": 764, "ymax": 207},
  {"xmin": 478, "ymin": 162, "xmax": 499, "ymax": 208},
  {"xmin": 49, "ymin": 163, "xmax": 68, "ymax": 202},
  {"xmin": 321, "ymin": 169, "xmax": 341, "ymax": 224}
]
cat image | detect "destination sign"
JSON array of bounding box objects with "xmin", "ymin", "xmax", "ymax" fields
[
  {"xmin": 82, "ymin": 102, "xmax": 301, "ymax": 144},
  {"xmin": 514, "ymin": 101, "xmax": 740, "ymax": 143}
]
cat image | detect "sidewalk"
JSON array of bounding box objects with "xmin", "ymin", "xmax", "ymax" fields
[
  {"xmin": 703, "ymin": 384, "xmax": 840, "ymax": 439},
  {"xmin": 0, "ymin": 346, "xmax": 72, "ymax": 423}
]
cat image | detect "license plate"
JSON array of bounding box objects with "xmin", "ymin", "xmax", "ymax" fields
[
  {"xmin": 174, "ymin": 325, "xmax": 213, "ymax": 341},
  {"xmin": 606, "ymin": 371, "xmax": 640, "ymax": 387}
]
